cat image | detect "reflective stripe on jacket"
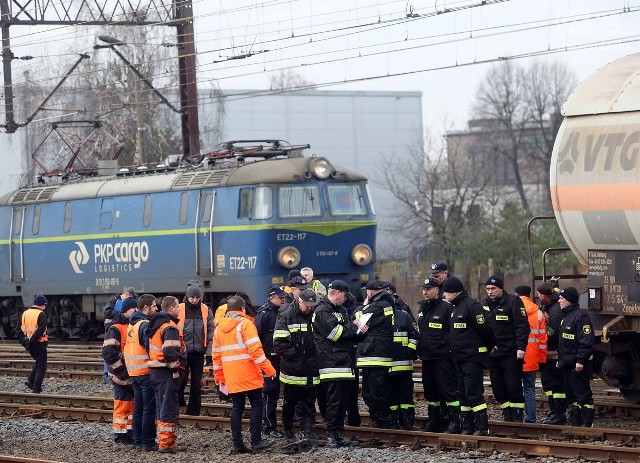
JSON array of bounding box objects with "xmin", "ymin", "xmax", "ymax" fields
[
  {"xmin": 21, "ymin": 308, "xmax": 48, "ymax": 342},
  {"xmin": 520, "ymin": 295, "xmax": 547, "ymax": 372},
  {"xmin": 149, "ymin": 320, "xmax": 184, "ymax": 369},
  {"xmin": 212, "ymin": 311, "xmax": 276, "ymax": 394},
  {"xmin": 124, "ymin": 320, "xmax": 150, "ymax": 376}
]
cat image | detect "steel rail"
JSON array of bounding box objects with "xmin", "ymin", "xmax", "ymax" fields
[{"xmin": 0, "ymin": 402, "xmax": 639, "ymax": 462}]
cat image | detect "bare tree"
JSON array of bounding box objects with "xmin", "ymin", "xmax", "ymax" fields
[
  {"xmin": 270, "ymin": 69, "xmax": 312, "ymax": 90},
  {"xmin": 378, "ymin": 126, "xmax": 493, "ymax": 272},
  {"xmin": 472, "ymin": 60, "xmax": 576, "ymax": 214}
]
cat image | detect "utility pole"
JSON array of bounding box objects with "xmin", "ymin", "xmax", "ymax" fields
[
  {"xmin": 0, "ymin": 0, "xmax": 16, "ymax": 133},
  {"xmin": 175, "ymin": 0, "xmax": 200, "ymax": 157}
]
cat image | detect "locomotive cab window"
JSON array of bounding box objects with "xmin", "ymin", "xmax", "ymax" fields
[
  {"xmin": 239, "ymin": 187, "xmax": 272, "ymax": 220},
  {"xmin": 328, "ymin": 184, "xmax": 366, "ymax": 216},
  {"xmin": 279, "ymin": 185, "xmax": 320, "ymax": 218}
]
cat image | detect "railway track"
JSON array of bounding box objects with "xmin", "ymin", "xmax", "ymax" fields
[
  {"xmin": 0, "ymin": 458, "xmax": 66, "ymax": 463},
  {"xmin": 1, "ymin": 395, "xmax": 639, "ymax": 462}
]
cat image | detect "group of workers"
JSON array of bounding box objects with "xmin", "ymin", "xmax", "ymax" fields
[{"xmin": 17, "ymin": 262, "xmax": 596, "ymax": 454}]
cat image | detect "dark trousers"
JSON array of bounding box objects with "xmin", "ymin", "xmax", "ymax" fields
[
  {"xmin": 455, "ymin": 360, "xmax": 485, "ymax": 408},
  {"xmin": 489, "ymin": 355, "xmax": 524, "ymax": 405},
  {"xmin": 282, "ymin": 384, "xmax": 316, "ymax": 430},
  {"xmin": 344, "ymin": 367, "xmax": 361, "ymax": 425},
  {"xmin": 361, "ymin": 367, "xmax": 390, "ymax": 425},
  {"xmin": 421, "ymin": 358, "xmax": 458, "ymax": 404},
  {"xmin": 324, "ymin": 380, "xmax": 351, "ymax": 434},
  {"xmin": 27, "ymin": 342, "xmax": 47, "ymax": 393},
  {"xmin": 262, "ymin": 375, "xmax": 280, "ymax": 431},
  {"xmin": 230, "ymin": 387, "xmax": 263, "ymax": 447},
  {"xmin": 541, "ymin": 358, "xmax": 565, "ymax": 397},
  {"xmin": 563, "ymin": 362, "xmax": 594, "ymax": 406},
  {"xmin": 132, "ymin": 374, "xmax": 156, "ymax": 448},
  {"xmin": 386, "ymin": 372, "xmax": 414, "ymax": 409},
  {"xmin": 151, "ymin": 368, "xmax": 180, "ymax": 425},
  {"xmin": 179, "ymin": 351, "xmax": 204, "ymax": 415}
]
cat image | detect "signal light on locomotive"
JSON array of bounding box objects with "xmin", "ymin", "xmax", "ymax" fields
[
  {"xmin": 278, "ymin": 246, "xmax": 301, "ymax": 269},
  {"xmin": 351, "ymin": 244, "xmax": 373, "ymax": 266},
  {"xmin": 308, "ymin": 157, "xmax": 333, "ymax": 179}
]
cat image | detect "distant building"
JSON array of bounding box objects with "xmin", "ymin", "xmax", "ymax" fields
[{"xmin": 445, "ymin": 118, "xmax": 554, "ymax": 212}]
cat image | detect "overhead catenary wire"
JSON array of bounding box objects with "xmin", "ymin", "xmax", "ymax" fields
[{"xmin": 4, "ymin": 1, "xmax": 640, "ymax": 124}]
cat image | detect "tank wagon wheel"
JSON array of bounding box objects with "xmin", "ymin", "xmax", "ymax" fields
[
  {"xmin": 79, "ymin": 321, "xmax": 102, "ymax": 342},
  {"xmin": 620, "ymin": 389, "xmax": 640, "ymax": 404}
]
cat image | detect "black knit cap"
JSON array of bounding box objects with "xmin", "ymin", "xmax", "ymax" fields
[
  {"xmin": 560, "ymin": 287, "xmax": 579, "ymax": 304},
  {"xmin": 485, "ymin": 275, "xmax": 504, "ymax": 289},
  {"xmin": 442, "ymin": 276, "xmax": 464, "ymax": 293},
  {"xmin": 287, "ymin": 276, "xmax": 308, "ymax": 288},
  {"xmin": 514, "ymin": 285, "xmax": 531, "ymax": 296}
]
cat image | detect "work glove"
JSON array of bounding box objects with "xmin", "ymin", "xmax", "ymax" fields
[
  {"xmin": 23, "ymin": 340, "xmax": 31, "ymax": 351},
  {"xmin": 205, "ymin": 356, "xmax": 213, "ymax": 366}
]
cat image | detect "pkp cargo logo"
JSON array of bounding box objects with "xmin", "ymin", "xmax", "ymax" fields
[{"xmin": 69, "ymin": 241, "xmax": 90, "ymax": 274}]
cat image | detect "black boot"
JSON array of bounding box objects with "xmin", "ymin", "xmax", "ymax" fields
[
  {"xmin": 300, "ymin": 426, "xmax": 326, "ymax": 446},
  {"xmin": 512, "ymin": 408, "xmax": 524, "ymax": 423},
  {"xmin": 389, "ymin": 408, "xmax": 400, "ymax": 429},
  {"xmin": 400, "ymin": 407, "xmax": 416, "ymax": 430},
  {"xmin": 570, "ymin": 405, "xmax": 583, "ymax": 426},
  {"xmin": 425, "ymin": 405, "xmax": 441, "ymax": 432},
  {"xmin": 326, "ymin": 433, "xmax": 338, "ymax": 449},
  {"xmin": 545, "ymin": 398, "xmax": 567, "ymax": 425},
  {"xmin": 445, "ymin": 407, "xmax": 461, "ymax": 434},
  {"xmin": 460, "ymin": 411, "xmax": 474, "ymax": 435},
  {"xmin": 335, "ymin": 432, "xmax": 353, "ymax": 447},
  {"xmin": 541, "ymin": 396, "xmax": 555, "ymax": 423},
  {"xmin": 501, "ymin": 407, "xmax": 513, "ymax": 422},
  {"xmin": 472, "ymin": 410, "xmax": 489, "ymax": 436},
  {"xmin": 581, "ymin": 406, "xmax": 594, "ymax": 427},
  {"xmin": 283, "ymin": 426, "xmax": 296, "ymax": 443}
]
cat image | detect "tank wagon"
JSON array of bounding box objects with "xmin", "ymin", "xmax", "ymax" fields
[
  {"xmin": 551, "ymin": 53, "xmax": 640, "ymax": 401},
  {"xmin": 0, "ymin": 140, "xmax": 376, "ymax": 341}
]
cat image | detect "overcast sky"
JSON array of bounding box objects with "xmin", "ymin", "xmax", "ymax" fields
[
  {"xmin": 191, "ymin": 0, "xmax": 640, "ymax": 130},
  {"xmin": 4, "ymin": 0, "xmax": 640, "ymax": 133}
]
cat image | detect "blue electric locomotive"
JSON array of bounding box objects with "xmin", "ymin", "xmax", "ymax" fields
[{"xmin": 0, "ymin": 140, "xmax": 376, "ymax": 341}]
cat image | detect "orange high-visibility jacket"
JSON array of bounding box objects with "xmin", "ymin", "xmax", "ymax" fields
[
  {"xmin": 21, "ymin": 308, "xmax": 48, "ymax": 342},
  {"xmin": 149, "ymin": 319, "xmax": 184, "ymax": 370},
  {"xmin": 124, "ymin": 320, "xmax": 150, "ymax": 376},
  {"xmin": 177, "ymin": 303, "xmax": 210, "ymax": 347},
  {"xmin": 212, "ymin": 311, "xmax": 275, "ymax": 394},
  {"xmin": 520, "ymin": 295, "xmax": 548, "ymax": 372}
]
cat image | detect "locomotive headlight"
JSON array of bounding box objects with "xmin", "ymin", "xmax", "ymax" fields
[
  {"xmin": 351, "ymin": 244, "xmax": 373, "ymax": 266},
  {"xmin": 278, "ymin": 246, "xmax": 301, "ymax": 269},
  {"xmin": 309, "ymin": 157, "xmax": 333, "ymax": 179}
]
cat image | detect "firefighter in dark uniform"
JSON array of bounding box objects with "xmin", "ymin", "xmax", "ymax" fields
[
  {"xmin": 537, "ymin": 281, "xmax": 567, "ymax": 424},
  {"xmin": 273, "ymin": 289, "xmax": 324, "ymax": 445},
  {"xmin": 387, "ymin": 294, "xmax": 419, "ymax": 429},
  {"xmin": 482, "ymin": 275, "xmax": 530, "ymax": 422},
  {"xmin": 417, "ymin": 278, "xmax": 459, "ymax": 433},
  {"xmin": 557, "ymin": 287, "xmax": 595, "ymax": 427},
  {"xmin": 312, "ymin": 280, "xmax": 363, "ymax": 448},
  {"xmin": 255, "ymin": 285, "xmax": 287, "ymax": 438},
  {"xmin": 444, "ymin": 277, "xmax": 495, "ymax": 436},
  {"xmin": 355, "ymin": 279, "xmax": 395, "ymax": 428}
]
